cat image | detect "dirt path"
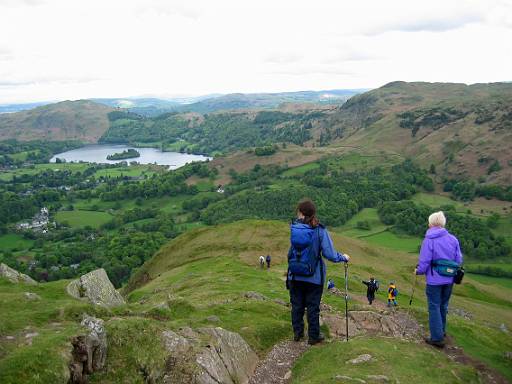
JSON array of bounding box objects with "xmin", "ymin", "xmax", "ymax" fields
[{"xmin": 248, "ymin": 340, "xmax": 309, "ymax": 384}]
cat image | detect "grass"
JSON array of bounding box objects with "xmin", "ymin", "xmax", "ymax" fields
[
  {"xmin": 92, "ymin": 165, "xmax": 157, "ymax": 179},
  {"xmin": 1, "ymin": 219, "xmax": 512, "ymax": 382},
  {"xmin": 334, "ymin": 208, "xmax": 388, "ymax": 238},
  {"xmin": 466, "ymin": 273, "xmax": 512, "ymax": 289},
  {"xmin": 293, "ymin": 337, "xmax": 479, "ymax": 383},
  {"xmin": 0, "ymin": 234, "xmax": 34, "ymax": 251},
  {"xmin": 361, "ymin": 230, "xmax": 421, "ymax": 253},
  {"xmin": 411, "ymin": 192, "xmax": 463, "ymax": 209},
  {"xmin": 282, "ymin": 162, "xmax": 320, "ymax": 176},
  {"xmin": 54, "ymin": 210, "xmax": 112, "ymax": 228}
]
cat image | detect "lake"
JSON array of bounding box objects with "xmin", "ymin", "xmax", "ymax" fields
[{"xmin": 50, "ymin": 144, "xmax": 211, "ymax": 169}]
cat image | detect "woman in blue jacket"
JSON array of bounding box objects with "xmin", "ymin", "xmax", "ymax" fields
[{"xmin": 288, "ymin": 199, "xmax": 350, "ymax": 345}]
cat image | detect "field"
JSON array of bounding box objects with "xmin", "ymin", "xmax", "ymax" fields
[
  {"xmin": 0, "ymin": 234, "xmax": 34, "ymax": 251},
  {"xmin": 361, "ymin": 230, "xmax": 422, "ymax": 253},
  {"xmin": 281, "ymin": 162, "xmax": 320, "ymax": 176},
  {"xmin": 54, "ymin": 210, "xmax": 112, "ymax": 228}
]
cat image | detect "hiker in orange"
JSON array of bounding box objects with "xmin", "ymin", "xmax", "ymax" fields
[{"xmin": 387, "ymin": 281, "xmax": 398, "ymax": 307}]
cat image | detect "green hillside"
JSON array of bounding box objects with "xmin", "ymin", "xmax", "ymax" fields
[
  {"xmin": 0, "ymin": 100, "xmax": 113, "ymax": 143},
  {"xmin": 1, "ymin": 220, "xmax": 511, "ymax": 383}
]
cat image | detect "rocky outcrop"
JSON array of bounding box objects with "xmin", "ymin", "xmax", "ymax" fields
[
  {"xmin": 69, "ymin": 315, "xmax": 107, "ymax": 384},
  {"xmin": 161, "ymin": 327, "xmax": 258, "ymax": 384},
  {"xmin": 321, "ymin": 310, "xmax": 422, "ymax": 339},
  {"xmin": 67, "ymin": 268, "xmax": 125, "ymax": 307},
  {"xmin": 0, "ymin": 263, "xmax": 37, "ymax": 284}
]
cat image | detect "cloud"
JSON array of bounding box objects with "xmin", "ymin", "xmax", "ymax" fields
[
  {"xmin": 363, "ymin": 12, "xmax": 483, "ymax": 36},
  {"xmin": 134, "ymin": 0, "xmax": 201, "ymax": 20},
  {"xmin": 0, "ymin": 76, "xmax": 99, "ymax": 88},
  {"xmin": 264, "ymin": 52, "xmax": 303, "ymax": 64},
  {"xmin": 0, "ymin": 0, "xmax": 43, "ymax": 7}
]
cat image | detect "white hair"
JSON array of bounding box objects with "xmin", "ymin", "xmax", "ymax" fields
[{"xmin": 428, "ymin": 211, "xmax": 446, "ymax": 228}]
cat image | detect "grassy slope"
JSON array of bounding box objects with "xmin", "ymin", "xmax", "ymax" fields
[
  {"xmin": 327, "ymin": 82, "xmax": 512, "ymax": 184},
  {"xmin": 54, "ymin": 210, "xmax": 113, "ymax": 228},
  {"xmin": 0, "ymin": 100, "xmax": 113, "ymax": 143},
  {"xmin": 1, "ymin": 220, "xmax": 511, "ymax": 383},
  {"xmin": 126, "ymin": 220, "xmax": 512, "ymax": 381}
]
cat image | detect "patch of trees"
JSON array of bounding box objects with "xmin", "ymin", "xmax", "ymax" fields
[
  {"xmin": 378, "ymin": 201, "xmax": 510, "ymax": 260},
  {"xmin": 444, "ymin": 179, "xmax": 512, "ymax": 201},
  {"xmin": 106, "ymin": 149, "xmax": 140, "ymax": 160},
  {"xmin": 398, "ymin": 106, "xmax": 469, "ymax": 137},
  {"xmin": 0, "ymin": 139, "xmax": 82, "ymax": 165},
  {"xmin": 254, "ymin": 145, "xmax": 277, "ymax": 156}
]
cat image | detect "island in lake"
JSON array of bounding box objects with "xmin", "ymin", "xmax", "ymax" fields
[{"xmin": 106, "ymin": 148, "xmax": 141, "ymax": 160}]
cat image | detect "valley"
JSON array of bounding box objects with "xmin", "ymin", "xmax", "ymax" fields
[{"xmin": 0, "ymin": 82, "xmax": 511, "ymax": 383}]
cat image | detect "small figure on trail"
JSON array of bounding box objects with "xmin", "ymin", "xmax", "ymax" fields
[
  {"xmin": 266, "ymin": 255, "xmax": 271, "ymax": 269},
  {"xmin": 287, "ymin": 199, "xmax": 350, "ymax": 345},
  {"xmin": 362, "ymin": 276, "xmax": 379, "ymax": 305},
  {"xmin": 387, "ymin": 282, "xmax": 398, "ymax": 307},
  {"xmin": 327, "ymin": 278, "xmax": 335, "ymax": 290},
  {"xmin": 259, "ymin": 255, "xmax": 265, "ymax": 269},
  {"xmin": 415, "ymin": 211, "xmax": 463, "ymax": 349}
]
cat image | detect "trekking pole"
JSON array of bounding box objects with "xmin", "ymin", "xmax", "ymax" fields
[
  {"xmin": 344, "ymin": 262, "xmax": 349, "ymax": 342},
  {"xmin": 401, "ymin": 272, "xmax": 418, "ymax": 337}
]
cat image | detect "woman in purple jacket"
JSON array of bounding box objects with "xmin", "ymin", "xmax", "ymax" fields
[{"xmin": 415, "ymin": 211, "xmax": 463, "ymax": 348}]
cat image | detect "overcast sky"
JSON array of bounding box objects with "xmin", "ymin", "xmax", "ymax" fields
[{"xmin": 0, "ymin": 0, "xmax": 511, "ymax": 103}]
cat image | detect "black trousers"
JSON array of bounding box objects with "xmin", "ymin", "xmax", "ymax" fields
[
  {"xmin": 367, "ymin": 292, "xmax": 375, "ymax": 304},
  {"xmin": 289, "ymin": 280, "xmax": 323, "ymax": 339}
]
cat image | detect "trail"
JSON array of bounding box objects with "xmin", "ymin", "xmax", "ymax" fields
[
  {"xmin": 249, "ymin": 290, "xmax": 509, "ymax": 384},
  {"xmin": 248, "ymin": 340, "xmax": 309, "ymax": 384}
]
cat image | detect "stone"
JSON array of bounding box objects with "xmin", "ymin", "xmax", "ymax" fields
[
  {"xmin": 5, "ymin": 336, "xmax": 15, "ymax": 340},
  {"xmin": 273, "ymin": 298, "xmax": 289, "ymax": 307},
  {"xmin": 196, "ymin": 327, "xmax": 259, "ymax": 384},
  {"xmin": 334, "ymin": 375, "xmax": 367, "ymax": 383},
  {"xmin": 347, "ymin": 354, "xmax": 373, "ymax": 364},
  {"xmin": 206, "ymin": 315, "xmax": 220, "ymax": 323},
  {"xmin": 69, "ymin": 315, "xmax": 107, "ymax": 384},
  {"xmin": 24, "ymin": 292, "xmax": 41, "ymax": 300},
  {"xmin": 367, "ymin": 375, "xmax": 390, "ymax": 382},
  {"xmin": 283, "ymin": 370, "xmax": 292, "ymax": 380},
  {"xmin": 244, "ymin": 291, "xmax": 267, "ymax": 301},
  {"xmin": 505, "ymin": 351, "xmax": 512, "ymax": 361},
  {"xmin": 0, "ymin": 263, "xmax": 37, "ymax": 285},
  {"xmin": 67, "ymin": 268, "xmax": 125, "ymax": 307},
  {"xmin": 25, "ymin": 332, "xmax": 39, "ymax": 338},
  {"xmin": 450, "ymin": 307, "xmax": 473, "ymax": 320},
  {"xmin": 499, "ymin": 323, "xmax": 508, "ymax": 333}
]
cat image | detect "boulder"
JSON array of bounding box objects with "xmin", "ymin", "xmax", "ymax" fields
[
  {"xmin": 24, "ymin": 292, "xmax": 41, "ymax": 300},
  {"xmin": 161, "ymin": 327, "xmax": 258, "ymax": 384},
  {"xmin": 244, "ymin": 291, "xmax": 267, "ymax": 301},
  {"xmin": 0, "ymin": 263, "xmax": 37, "ymax": 285},
  {"xmin": 67, "ymin": 268, "xmax": 125, "ymax": 307},
  {"xmin": 69, "ymin": 315, "xmax": 107, "ymax": 384},
  {"xmin": 347, "ymin": 354, "xmax": 373, "ymax": 364}
]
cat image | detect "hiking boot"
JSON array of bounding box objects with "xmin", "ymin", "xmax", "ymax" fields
[
  {"xmin": 425, "ymin": 338, "xmax": 445, "ymax": 348},
  {"xmin": 293, "ymin": 332, "xmax": 304, "ymax": 342},
  {"xmin": 308, "ymin": 333, "xmax": 325, "ymax": 345}
]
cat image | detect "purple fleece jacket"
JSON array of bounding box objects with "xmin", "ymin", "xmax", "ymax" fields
[{"xmin": 416, "ymin": 227, "xmax": 463, "ymax": 285}]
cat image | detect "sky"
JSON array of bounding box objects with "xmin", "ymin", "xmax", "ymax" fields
[{"xmin": 0, "ymin": 0, "xmax": 511, "ymax": 103}]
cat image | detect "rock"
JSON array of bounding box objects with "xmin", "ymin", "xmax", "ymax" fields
[
  {"xmin": 334, "ymin": 375, "xmax": 367, "ymax": 383},
  {"xmin": 244, "ymin": 291, "xmax": 267, "ymax": 301},
  {"xmin": 321, "ymin": 312, "xmax": 360, "ymax": 338},
  {"xmin": 273, "ymin": 298, "xmax": 289, "ymax": 307},
  {"xmin": 0, "ymin": 263, "xmax": 37, "ymax": 285},
  {"xmin": 25, "ymin": 332, "xmax": 39, "ymax": 339},
  {"xmin": 5, "ymin": 336, "xmax": 15, "ymax": 341},
  {"xmin": 206, "ymin": 315, "xmax": 220, "ymax": 323},
  {"xmin": 347, "ymin": 354, "xmax": 373, "ymax": 364},
  {"xmin": 367, "ymin": 375, "xmax": 390, "ymax": 382},
  {"xmin": 505, "ymin": 351, "xmax": 512, "ymax": 361},
  {"xmin": 450, "ymin": 307, "xmax": 473, "ymax": 320},
  {"xmin": 499, "ymin": 323, "xmax": 508, "ymax": 333},
  {"xmin": 69, "ymin": 315, "xmax": 107, "ymax": 384},
  {"xmin": 283, "ymin": 370, "xmax": 292, "ymax": 380},
  {"xmin": 24, "ymin": 292, "xmax": 41, "ymax": 300},
  {"xmin": 67, "ymin": 268, "xmax": 125, "ymax": 307},
  {"xmin": 162, "ymin": 327, "xmax": 258, "ymax": 384},
  {"xmin": 197, "ymin": 327, "xmax": 259, "ymax": 384}
]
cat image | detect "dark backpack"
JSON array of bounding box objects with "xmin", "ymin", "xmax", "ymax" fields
[
  {"xmin": 288, "ymin": 224, "xmax": 321, "ymax": 277},
  {"xmin": 368, "ymin": 280, "xmax": 379, "ymax": 292}
]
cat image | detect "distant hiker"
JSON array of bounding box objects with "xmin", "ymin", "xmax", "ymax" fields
[
  {"xmin": 416, "ymin": 211, "xmax": 463, "ymax": 348},
  {"xmin": 387, "ymin": 282, "xmax": 398, "ymax": 307},
  {"xmin": 327, "ymin": 279, "xmax": 335, "ymax": 290},
  {"xmin": 266, "ymin": 255, "xmax": 271, "ymax": 269},
  {"xmin": 287, "ymin": 199, "xmax": 350, "ymax": 345},
  {"xmin": 259, "ymin": 255, "xmax": 265, "ymax": 269},
  {"xmin": 362, "ymin": 277, "xmax": 379, "ymax": 305}
]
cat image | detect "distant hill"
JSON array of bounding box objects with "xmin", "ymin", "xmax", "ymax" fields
[
  {"xmin": 92, "ymin": 89, "xmax": 365, "ymax": 116},
  {"xmin": 0, "ymin": 101, "xmax": 52, "ymax": 114},
  {"xmin": 321, "ymin": 82, "xmax": 512, "ymax": 184},
  {"xmin": 0, "ymin": 100, "xmax": 113, "ymax": 143}
]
